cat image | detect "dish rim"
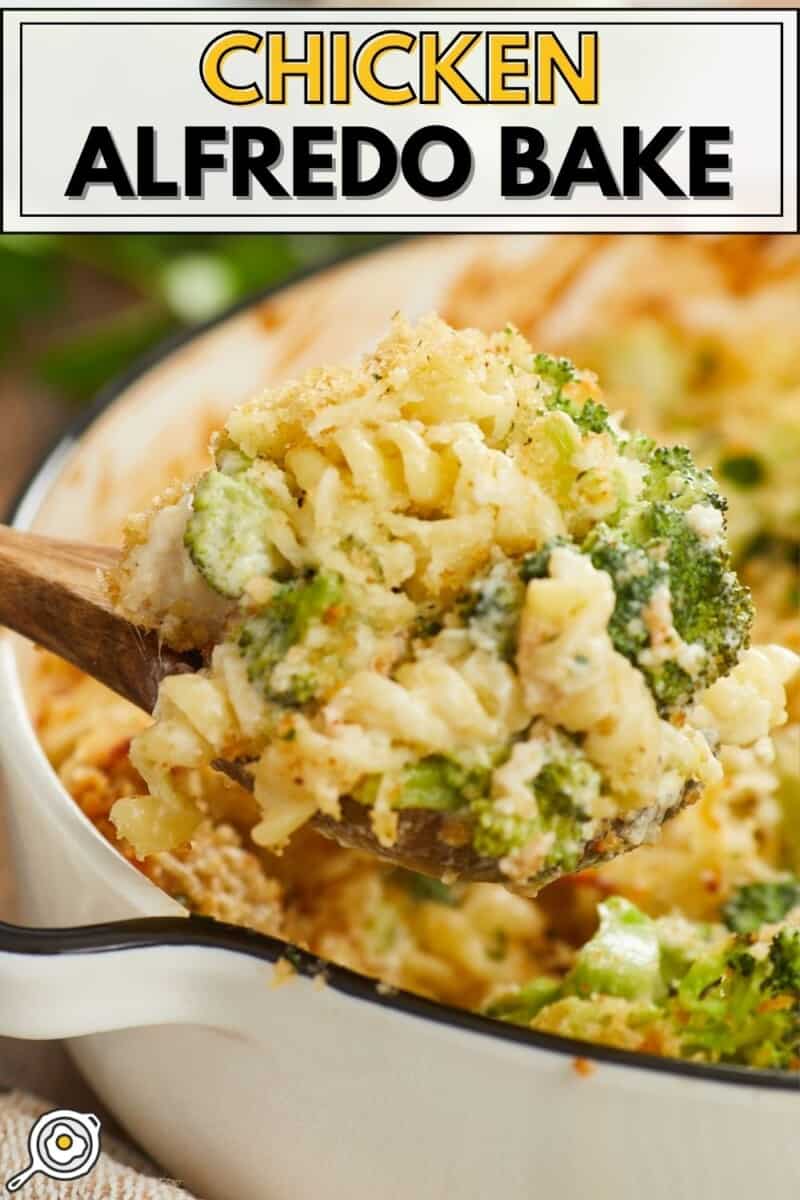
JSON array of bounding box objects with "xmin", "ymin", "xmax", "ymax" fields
[{"xmin": 5, "ymin": 236, "xmax": 798, "ymax": 1093}]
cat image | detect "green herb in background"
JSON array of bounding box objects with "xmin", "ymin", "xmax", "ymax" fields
[
  {"xmin": 0, "ymin": 234, "xmax": 389, "ymax": 404},
  {"xmin": 0, "ymin": 237, "xmax": 62, "ymax": 356}
]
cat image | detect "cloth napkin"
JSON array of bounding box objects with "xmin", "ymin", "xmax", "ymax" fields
[{"xmin": 0, "ymin": 1091, "xmax": 198, "ymax": 1199}]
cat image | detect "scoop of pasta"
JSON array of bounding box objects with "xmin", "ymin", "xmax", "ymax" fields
[{"xmin": 109, "ymin": 315, "xmax": 798, "ymax": 888}]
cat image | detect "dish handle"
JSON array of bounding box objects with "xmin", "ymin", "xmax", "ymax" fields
[{"xmin": 0, "ymin": 916, "xmax": 292, "ymax": 1040}]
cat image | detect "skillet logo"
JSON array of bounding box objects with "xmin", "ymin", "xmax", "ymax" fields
[{"xmin": 5, "ymin": 1109, "xmax": 102, "ymax": 1192}]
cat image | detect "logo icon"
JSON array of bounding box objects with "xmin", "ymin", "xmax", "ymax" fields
[{"xmin": 5, "ymin": 1109, "xmax": 102, "ymax": 1192}]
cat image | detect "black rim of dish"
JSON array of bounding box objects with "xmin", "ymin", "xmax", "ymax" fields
[{"xmin": 6, "ymin": 237, "xmax": 799, "ymax": 1094}]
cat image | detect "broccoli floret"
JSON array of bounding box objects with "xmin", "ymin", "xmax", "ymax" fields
[
  {"xmin": 550, "ymin": 396, "xmax": 613, "ymax": 436},
  {"xmin": 532, "ymin": 754, "xmax": 600, "ymax": 870},
  {"xmin": 355, "ymin": 753, "xmax": 494, "ymax": 814},
  {"xmin": 723, "ymin": 879, "xmax": 800, "ymax": 934},
  {"xmin": 236, "ymin": 570, "xmax": 343, "ymax": 706},
  {"xmin": 532, "ymin": 352, "xmax": 614, "ymax": 435},
  {"xmin": 532, "ymin": 350, "xmax": 614, "ymax": 439},
  {"xmin": 458, "ymin": 560, "xmax": 525, "ymax": 660},
  {"xmin": 641, "ymin": 445, "xmax": 726, "ymax": 513},
  {"xmin": 185, "ymin": 468, "xmax": 275, "ymax": 598},
  {"xmin": 676, "ymin": 930, "xmax": 800, "ymax": 1068},
  {"xmin": 470, "ymin": 800, "xmax": 534, "ymax": 860},
  {"xmin": 644, "ymin": 502, "xmax": 752, "ymax": 699},
  {"xmin": 767, "ymin": 929, "xmax": 800, "ymax": 995},
  {"xmin": 576, "ymin": 442, "xmax": 752, "ymax": 711},
  {"xmin": 567, "ymin": 898, "xmax": 665, "ymax": 1003},
  {"xmin": 471, "ymin": 731, "xmax": 598, "ymax": 865},
  {"xmin": 718, "ymin": 454, "xmax": 766, "ymax": 490},
  {"xmin": 582, "ymin": 520, "xmax": 670, "ymax": 678},
  {"xmin": 518, "ymin": 537, "xmax": 571, "ymax": 583},
  {"xmin": 517, "ymin": 441, "xmax": 752, "ymax": 713},
  {"xmin": 412, "ymin": 606, "xmax": 444, "ymax": 639},
  {"xmin": 397, "ymin": 755, "xmax": 491, "ymax": 812},
  {"xmin": 533, "ymin": 352, "xmax": 576, "ymax": 393}
]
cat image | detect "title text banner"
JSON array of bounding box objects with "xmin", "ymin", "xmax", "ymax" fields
[{"xmin": 2, "ymin": 8, "xmax": 797, "ymax": 232}]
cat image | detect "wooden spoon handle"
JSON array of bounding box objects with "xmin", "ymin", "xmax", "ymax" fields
[{"xmin": 0, "ymin": 525, "xmax": 197, "ymax": 712}]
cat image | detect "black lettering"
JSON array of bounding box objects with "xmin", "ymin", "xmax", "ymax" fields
[
  {"xmin": 137, "ymin": 127, "xmax": 179, "ymax": 197},
  {"xmin": 342, "ymin": 126, "xmax": 398, "ymax": 197},
  {"xmin": 400, "ymin": 125, "xmax": 471, "ymax": 199},
  {"xmin": 185, "ymin": 127, "xmax": 228, "ymax": 199},
  {"xmin": 65, "ymin": 126, "xmax": 134, "ymax": 198},
  {"xmin": 623, "ymin": 126, "xmax": 685, "ymax": 198},
  {"xmin": 501, "ymin": 126, "xmax": 551, "ymax": 197},
  {"xmin": 689, "ymin": 126, "xmax": 732, "ymax": 198},
  {"xmin": 232, "ymin": 128, "xmax": 289, "ymax": 198},
  {"xmin": 552, "ymin": 127, "xmax": 620, "ymax": 198},
  {"xmin": 293, "ymin": 126, "xmax": 335, "ymax": 198}
]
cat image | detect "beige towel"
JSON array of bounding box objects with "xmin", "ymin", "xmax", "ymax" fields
[{"xmin": 0, "ymin": 1091, "xmax": 198, "ymax": 1199}]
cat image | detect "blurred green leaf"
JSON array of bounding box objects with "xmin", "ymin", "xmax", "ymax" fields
[
  {"xmin": 2, "ymin": 233, "xmax": 394, "ymax": 406},
  {"xmin": 0, "ymin": 244, "xmax": 63, "ymax": 353},
  {"xmin": 38, "ymin": 305, "xmax": 175, "ymax": 403},
  {"xmin": 0, "ymin": 235, "xmax": 59, "ymax": 255}
]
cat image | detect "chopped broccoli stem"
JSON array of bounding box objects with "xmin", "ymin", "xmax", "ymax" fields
[
  {"xmin": 215, "ymin": 446, "xmax": 253, "ymax": 476},
  {"xmin": 723, "ymin": 879, "xmax": 800, "ymax": 934},
  {"xmin": 488, "ymin": 899, "xmax": 800, "ymax": 1069},
  {"xmin": 567, "ymin": 898, "xmax": 665, "ymax": 1003},
  {"xmin": 236, "ymin": 570, "xmax": 343, "ymax": 706},
  {"xmin": 485, "ymin": 977, "xmax": 563, "ymax": 1024},
  {"xmin": 185, "ymin": 469, "xmax": 275, "ymax": 599}
]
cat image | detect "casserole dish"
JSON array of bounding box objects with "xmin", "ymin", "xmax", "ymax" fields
[{"xmin": 0, "ymin": 236, "xmax": 797, "ymax": 1200}]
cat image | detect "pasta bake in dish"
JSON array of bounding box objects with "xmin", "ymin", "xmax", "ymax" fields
[{"xmin": 32, "ymin": 235, "xmax": 800, "ymax": 1069}]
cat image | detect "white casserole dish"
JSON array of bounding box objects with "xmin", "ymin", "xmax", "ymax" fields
[{"xmin": 0, "ymin": 236, "xmax": 797, "ymax": 1200}]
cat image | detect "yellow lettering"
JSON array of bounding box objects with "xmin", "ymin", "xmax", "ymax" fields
[
  {"xmin": 200, "ymin": 30, "xmax": 263, "ymax": 106},
  {"xmin": 536, "ymin": 32, "xmax": 598, "ymax": 104},
  {"xmin": 487, "ymin": 32, "xmax": 530, "ymax": 104},
  {"xmin": 267, "ymin": 32, "xmax": 324, "ymax": 104},
  {"xmin": 331, "ymin": 32, "xmax": 350, "ymax": 103},
  {"xmin": 420, "ymin": 32, "xmax": 481, "ymax": 103},
  {"xmin": 355, "ymin": 31, "xmax": 416, "ymax": 105}
]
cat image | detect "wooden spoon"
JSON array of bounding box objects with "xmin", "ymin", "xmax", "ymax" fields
[{"xmin": 0, "ymin": 524, "xmax": 696, "ymax": 890}]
